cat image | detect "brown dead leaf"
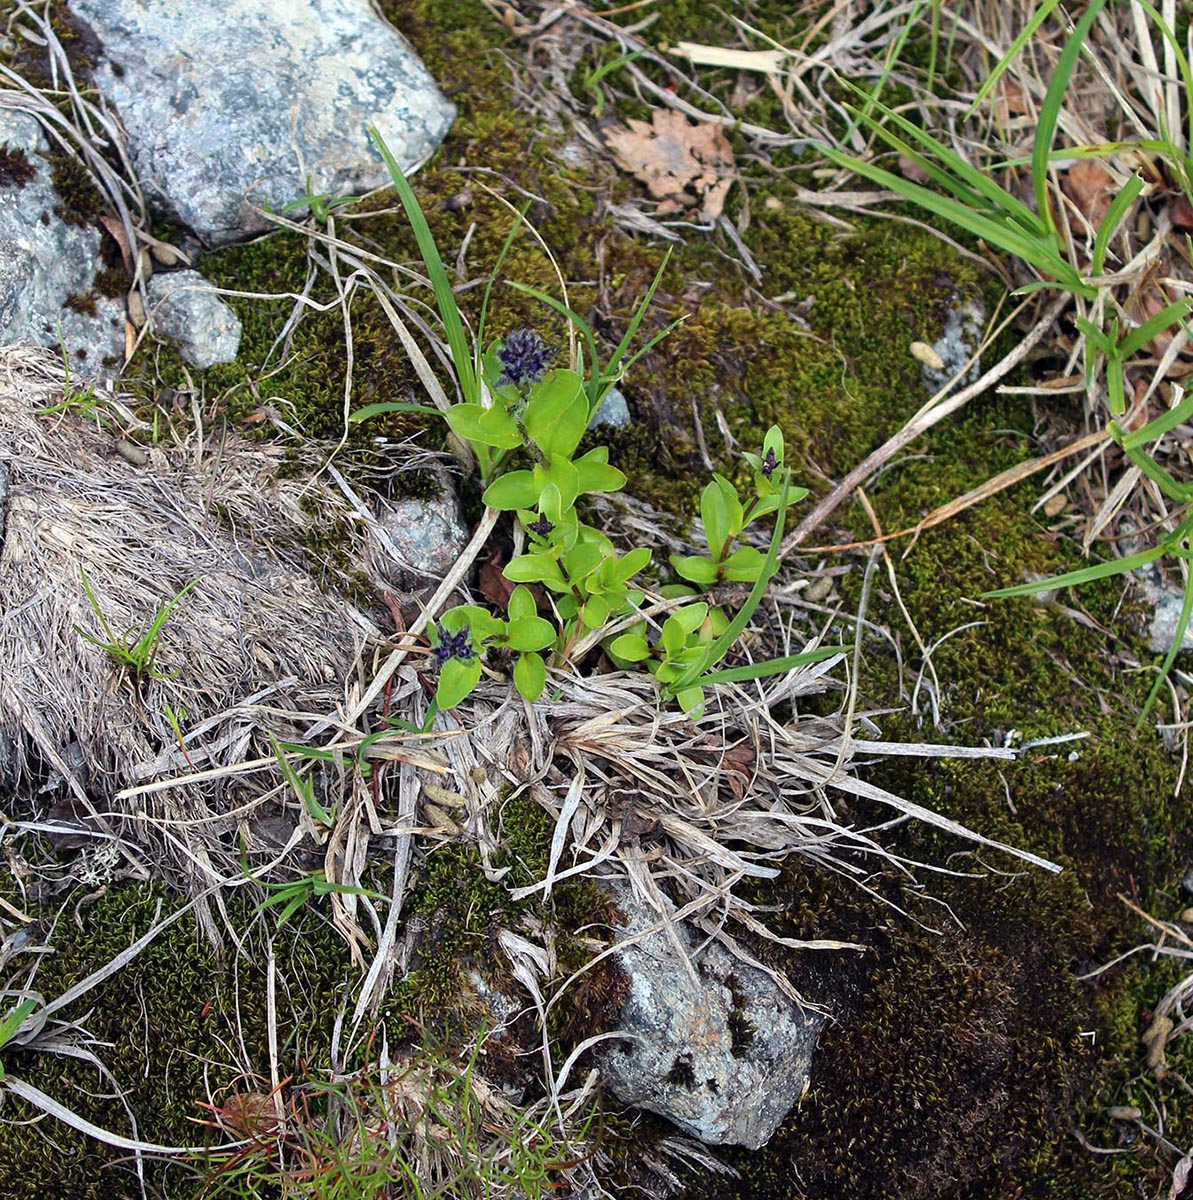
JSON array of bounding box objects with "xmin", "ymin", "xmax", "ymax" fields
[
  {"xmin": 994, "ymin": 78, "xmax": 1029, "ymax": 122},
  {"xmin": 1172, "ymin": 192, "xmax": 1193, "ymax": 232},
  {"xmin": 99, "ymin": 213, "xmax": 133, "ymax": 273},
  {"xmin": 603, "ymin": 108, "xmax": 735, "ymax": 221},
  {"xmin": 897, "ymin": 154, "xmax": 931, "ymax": 185},
  {"xmin": 1061, "ymin": 159, "xmax": 1115, "ymax": 231}
]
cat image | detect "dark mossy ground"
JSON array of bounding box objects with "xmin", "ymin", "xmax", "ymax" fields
[{"xmin": 2, "ymin": 0, "xmax": 1191, "ymax": 1197}]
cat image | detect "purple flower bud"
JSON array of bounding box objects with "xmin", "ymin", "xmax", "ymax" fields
[
  {"xmin": 761, "ymin": 447, "xmax": 778, "ymax": 478},
  {"xmin": 528, "ymin": 517, "xmax": 555, "ymax": 539},
  {"xmin": 433, "ymin": 624, "xmax": 477, "ymax": 668},
  {"xmin": 497, "ymin": 329, "xmax": 553, "ymax": 386}
]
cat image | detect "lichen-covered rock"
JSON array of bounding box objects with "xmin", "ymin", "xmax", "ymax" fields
[
  {"xmin": 68, "ymin": 0, "xmax": 456, "ymax": 247},
  {"xmin": 145, "ymin": 269, "xmax": 241, "ymax": 368},
  {"xmin": 0, "ymin": 111, "xmax": 125, "ymax": 372},
  {"xmin": 921, "ymin": 294, "xmax": 985, "ymax": 393},
  {"xmin": 597, "ymin": 882, "xmax": 822, "ymax": 1149}
]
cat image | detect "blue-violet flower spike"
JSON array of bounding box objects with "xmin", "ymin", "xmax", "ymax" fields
[
  {"xmin": 497, "ymin": 329, "xmax": 553, "ymax": 386},
  {"xmin": 433, "ymin": 624, "xmax": 477, "ymax": 668}
]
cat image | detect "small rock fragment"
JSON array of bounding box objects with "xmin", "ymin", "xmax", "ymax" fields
[{"xmin": 145, "ymin": 269, "xmax": 241, "ymax": 368}]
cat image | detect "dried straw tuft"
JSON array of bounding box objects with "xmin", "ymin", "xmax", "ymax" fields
[{"xmin": 0, "ymin": 345, "xmax": 397, "ymax": 935}]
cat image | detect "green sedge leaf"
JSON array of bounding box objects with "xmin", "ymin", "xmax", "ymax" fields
[
  {"xmin": 505, "ymin": 615, "xmax": 556, "ymax": 652},
  {"xmin": 514, "ymin": 651, "xmax": 547, "ymax": 701},
  {"xmin": 524, "ymin": 369, "xmax": 587, "ymax": 459},
  {"xmin": 349, "ymin": 401, "xmax": 441, "ymax": 422},
  {"xmin": 483, "ymin": 470, "xmax": 538, "ymax": 510},
  {"xmin": 670, "ymin": 554, "xmax": 720, "ymax": 585},
  {"xmin": 508, "ymin": 585, "xmax": 537, "ymax": 621},
  {"xmin": 436, "ymin": 657, "xmax": 482, "ymax": 709},
  {"xmin": 608, "ymin": 633, "xmax": 651, "ymax": 662}
]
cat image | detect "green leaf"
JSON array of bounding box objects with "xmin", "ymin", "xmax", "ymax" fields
[
  {"xmin": 504, "ymin": 552, "xmax": 568, "ymax": 589},
  {"xmin": 574, "ymin": 448, "xmax": 626, "ymax": 495},
  {"xmin": 722, "ymin": 545, "xmax": 765, "ymax": 582},
  {"xmin": 676, "ymin": 686, "xmax": 705, "ymax": 718},
  {"xmin": 508, "ymin": 585, "xmax": 537, "ymax": 621},
  {"xmin": 445, "ymin": 404, "xmax": 522, "ymax": 450},
  {"xmin": 608, "ymin": 633, "xmax": 651, "ymax": 662},
  {"xmin": 535, "ymin": 456, "xmax": 580, "ymax": 511},
  {"xmin": 514, "ymin": 651, "xmax": 547, "ymax": 701},
  {"xmin": 701, "ymin": 475, "xmax": 741, "ymax": 560},
  {"xmin": 437, "ymin": 605, "xmax": 502, "ymax": 640},
  {"xmin": 670, "ymin": 603, "xmax": 710, "ymax": 636},
  {"xmin": 661, "ymin": 614, "xmax": 688, "ymax": 656},
  {"xmin": 436, "ymin": 657, "xmax": 482, "ymax": 709},
  {"xmin": 524, "ymin": 370, "xmax": 587, "ymax": 458},
  {"xmin": 506, "ymin": 615, "xmax": 556, "ymax": 651},
  {"xmin": 670, "ymin": 554, "xmax": 720, "ymax": 585},
  {"xmin": 610, "ymin": 545, "xmax": 651, "ymax": 584},
  {"xmin": 580, "ymin": 593, "xmax": 612, "ymax": 629},
  {"xmin": 562, "ymin": 539, "xmax": 606, "ymax": 583},
  {"xmin": 483, "ymin": 470, "xmax": 539, "ymax": 510}
]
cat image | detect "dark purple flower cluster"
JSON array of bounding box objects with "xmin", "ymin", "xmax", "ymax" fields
[
  {"xmin": 497, "ymin": 329, "xmax": 553, "ymax": 386},
  {"xmin": 760, "ymin": 447, "xmax": 778, "ymax": 478},
  {"xmin": 433, "ymin": 624, "xmax": 477, "ymax": 668},
  {"xmin": 528, "ymin": 516, "xmax": 555, "ymax": 539}
]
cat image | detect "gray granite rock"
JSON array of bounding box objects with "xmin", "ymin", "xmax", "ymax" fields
[
  {"xmin": 68, "ymin": 0, "xmax": 456, "ymax": 247},
  {"xmin": 589, "ymin": 385, "xmax": 631, "ymax": 430},
  {"xmin": 0, "ymin": 110, "xmax": 125, "ymax": 372},
  {"xmin": 922, "ymin": 295, "xmax": 986, "ymax": 393},
  {"xmin": 1135, "ymin": 559, "xmax": 1193, "ymax": 654},
  {"xmin": 145, "ymin": 269, "xmax": 241, "ymax": 368},
  {"xmin": 597, "ymin": 882, "xmax": 822, "ymax": 1148},
  {"xmin": 369, "ymin": 480, "xmax": 469, "ymax": 585}
]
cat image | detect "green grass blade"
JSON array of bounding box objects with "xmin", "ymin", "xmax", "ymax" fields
[
  {"xmin": 1120, "ymin": 440, "xmax": 1193, "ymax": 503},
  {"xmin": 1033, "ymin": 0, "xmax": 1108, "ymax": 236},
  {"xmin": 1120, "ymin": 389, "xmax": 1193, "ymax": 450},
  {"xmin": 350, "ymin": 401, "xmax": 441, "ymax": 422},
  {"xmin": 964, "ymin": 0, "xmax": 1064, "ymax": 120},
  {"xmin": 368, "ymin": 127, "xmax": 477, "ymax": 406},
  {"xmin": 841, "ymin": 83, "xmax": 1043, "ymax": 232},
  {"xmin": 984, "ymin": 542, "xmax": 1169, "ymax": 598},
  {"xmin": 1119, "ymin": 298, "xmax": 1193, "ymax": 358},
  {"xmin": 821, "ymin": 147, "xmax": 1093, "ymax": 293},
  {"xmin": 1091, "ymin": 173, "xmax": 1145, "ymax": 275},
  {"xmin": 698, "ymin": 644, "xmax": 847, "ymax": 686}
]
